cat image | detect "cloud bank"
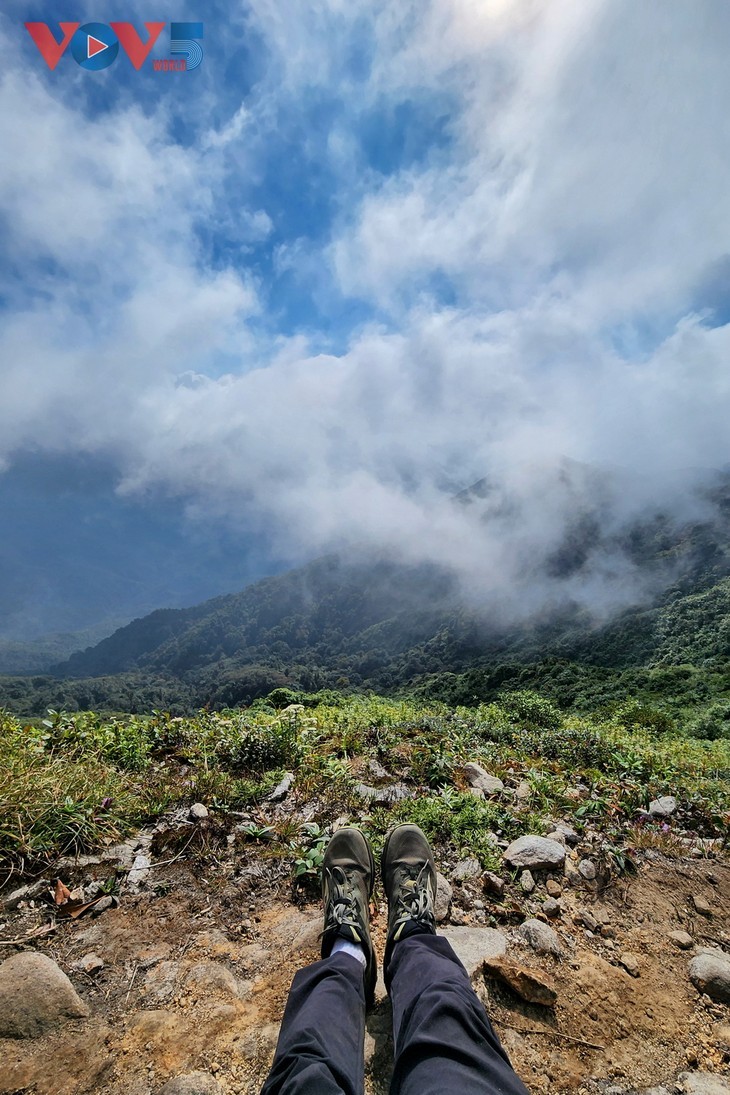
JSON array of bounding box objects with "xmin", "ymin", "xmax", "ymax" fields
[{"xmin": 1, "ymin": 0, "xmax": 729, "ymax": 626}]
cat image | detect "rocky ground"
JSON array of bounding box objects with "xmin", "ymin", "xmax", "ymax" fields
[{"xmin": 1, "ymin": 788, "xmax": 729, "ymax": 1095}]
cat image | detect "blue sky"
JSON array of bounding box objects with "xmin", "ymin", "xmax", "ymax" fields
[{"xmin": 1, "ymin": 0, "xmax": 730, "ymax": 639}]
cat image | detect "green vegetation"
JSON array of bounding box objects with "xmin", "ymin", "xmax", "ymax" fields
[{"xmin": 1, "ymin": 692, "xmax": 727, "ymax": 876}]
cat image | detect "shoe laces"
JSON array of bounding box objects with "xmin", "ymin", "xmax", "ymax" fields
[
  {"xmin": 392, "ymin": 863, "xmax": 434, "ymax": 930},
  {"xmin": 324, "ymin": 865, "xmax": 365, "ymax": 940}
]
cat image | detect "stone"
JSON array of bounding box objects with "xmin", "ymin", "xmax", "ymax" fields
[
  {"xmin": 184, "ymin": 962, "xmax": 249, "ymax": 1000},
  {"xmin": 552, "ymin": 822, "xmax": 579, "ymax": 846},
  {"xmin": 519, "ymin": 918, "xmax": 563, "ymax": 957},
  {"xmin": 503, "ymin": 836, "xmax": 566, "ymax": 871},
  {"xmin": 0, "ymin": 951, "xmax": 89, "ymax": 1037},
  {"xmin": 619, "ymin": 952, "xmax": 641, "ymax": 977},
  {"xmin": 189, "ymin": 802, "xmax": 209, "ymax": 821},
  {"xmin": 451, "ymin": 857, "xmax": 482, "ymax": 883},
  {"xmin": 545, "ymin": 830, "xmax": 567, "ymax": 846},
  {"xmin": 677, "ymin": 1073, "xmax": 730, "ymax": 1094},
  {"xmin": 542, "ymin": 898, "xmax": 561, "ymax": 919},
  {"xmin": 575, "ymin": 909, "xmax": 599, "ymax": 932},
  {"xmin": 689, "ymin": 952, "xmax": 730, "ymax": 1004},
  {"xmin": 484, "ymin": 957, "xmax": 557, "ymax": 1007},
  {"xmin": 435, "ymin": 873, "xmax": 453, "ymax": 922},
  {"xmin": 546, "ymin": 879, "xmax": 562, "ymax": 898},
  {"xmin": 440, "ymin": 927, "xmax": 508, "ymax": 978},
  {"xmin": 355, "ymin": 782, "xmax": 411, "ymax": 805},
  {"xmin": 578, "ymin": 858, "xmax": 597, "ymax": 881},
  {"xmin": 157, "ymin": 1072, "xmax": 225, "ymax": 1095},
  {"xmin": 368, "ymin": 758, "xmax": 390, "ymax": 779},
  {"xmin": 648, "ymin": 795, "xmax": 678, "ymax": 818},
  {"xmin": 483, "ymin": 871, "xmax": 505, "ymax": 898},
  {"xmin": 1, "ymin": 878, "xmax": 50, "ymax": 910},
  {"xmin": 515, "ymin": 780, "xmax": 531, "ymax": 801},
  {"xmin": 520, "ymin": 870, "xmax": 536, "ymax": 894},
  {"xmin": 127, "ymin": 853, "xmax": 151, "ymax": 889},
  {"xmin": 74, "ymin": 953, "xmax": 104, "ymax": 975},
  {"xmin": 669, "ymin": 930, "xmax": 694, "ymax": 950},
  {"xmin": 692, "ymin": 894, "xmax": 713, "ymax": 918},
  {"xmin": 144, "ymin": 960, "xmax": 181, "ymax": 1004},
  {"xmin": 91, "ymin": 895, "xmax": 115, "ymax": 917},
  {"xmin": 463, "ymin": 763, "xmax": 504, "ymax": 796},
  {"xmin": 268, "ymin": 773, "xmax": 294, "ymax": 802}
]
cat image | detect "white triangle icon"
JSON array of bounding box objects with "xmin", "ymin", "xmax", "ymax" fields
[{"xmin": 87, "ymin": 34, "xmax": 108, "ymax": 59}]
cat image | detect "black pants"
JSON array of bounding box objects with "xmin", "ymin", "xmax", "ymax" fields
[{"xmin": 261, "ymin": 935, "xmax": 531, "ymax": 1094}]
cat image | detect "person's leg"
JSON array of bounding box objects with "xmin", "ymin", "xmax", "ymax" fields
[
  {"xmin": 382, "ymin": 824, "xmax": 530, "ymax": 1095},
  {"xmin": 261, "ymin": 827, "xmax": 377, "ymax": 1095},
  {"xmin": 261, "ymin": 950, "xmax": 366, "ymax": 1095}
]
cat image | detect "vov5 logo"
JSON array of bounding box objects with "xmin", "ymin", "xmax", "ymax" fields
[{"xmin": 25, "ymin": 21, "xmax": 203, "ymax": 72}]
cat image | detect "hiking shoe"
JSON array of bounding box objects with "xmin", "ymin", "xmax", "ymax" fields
[
  {"xmin": 382, "ymin": 823, "xmax": 437, "ymax": 968},
  {"xmin": 321, "ymin": 827, "xmax": 377, "ymax": 1006}
]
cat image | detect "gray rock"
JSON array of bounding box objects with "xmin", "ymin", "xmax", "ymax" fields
[
  {"xmin": 440, "ymin": 927, "xmax": 507, "ymax": 978},
  {"xmin": 74, "ymin": 953, "xmax": 104, "ymax": 975},
  {"xmin": 578, "ymin": 858, "xmax": 597, "ymax": 881},
  {"xmin": 1, "ymin": 878, "xmax": 50, "ymax": 910},
  {"xmin": 188, "ymin": 802, "xmax": 209, "ymax": 821},
  {"xmin": 519, "ymin": 918, "xmax": 563, "ymax": 957},
  {"xmin": 542, "ymin": 898, "xmax": 561, "ymax": 919},
  {"xmin": 100, "ymin": 842, "xmax": 136, "ymax": 869},
  {"xmin": 91, "ymin": 895, "xmax": 115, "ymax": 917},
  {"xmin": 520, "ymin": 870, "xmax": 536, "ymax": 894},
  {"xmin": 435, "ymin": 873, "xmax": 452, "ymax": 922},
  {"xmin": 127, "ymin": 853, "xmax": 151, "ymax": 889},
  {"xmin": 552, "ymin": 822, "xmax": 580, "ymax": 846},
  {"xmin": 368, "ymin": 758, "xmax": 390, "ymax": 780},
  {"xmin": 689, "ymin": 952, "xmax": 730, "ymax": 1003},
  {"xmin": 463, "ymin": 763, "xmax": 504, "ymax": 796},
  {"xmin": 0, "ymin": 952, "xmax": 89, "ymax": 1037},
  {"xmin": 184, "ymin": 962, "xmax": 250, "ymax": 1000},
  {"xmin": 355, "ymin": 782, "xmax": 411, "ymax": 805},
  {"xmin": 576, "ymin": 908, "xmax": 599, "ymax": 933},
  {"xmin": 268, "ymin": 774, "xmax": 294, "ymax": 802},
  {"xmin": 451, "ymin": 857, "xmax": 482, "ymax": 883},
  {"xmin": 668, "ymin": 930, "xmax": 694, "ymax": 950},
  {"xmin": 157, "ymin": 1072, "xmax": 225, "ymax": 1095},
  {"xmin": 503, "ymin": 836, "xmax": 566, "ymax": 871},
  {"xmin": 545, "ymin": 830, "xmax": 567, "ymax": 846},
  {"xmin": 515, "ymin": 780, "xmax": 531, "ymax": 801},
  {"xmin": 677, "ymin": 1073, "xmax": 730, "ymax": 1094},
  {"xmin": 648, "ymin": 795, "xmax": 678, "ymax": 818}
]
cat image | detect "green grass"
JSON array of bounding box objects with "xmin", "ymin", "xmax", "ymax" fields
[{"xmin": 1, "ymin": 690, "xmax": 727, "ymax": 873}]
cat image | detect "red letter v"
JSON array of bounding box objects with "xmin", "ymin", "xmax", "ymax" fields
[
  {"xmin": 24, "ymin": 23, "xmax": 80, "ymax": 71},
  {"xmin": 111, "ymin": 22, "xmax": 166, "ymax": 70}
]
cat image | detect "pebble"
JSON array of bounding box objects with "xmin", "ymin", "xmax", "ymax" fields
[
  {"xmin": 542, "ymin": 898, "xmax": 561, "ymax": 918},
  {"xmin": 504, "ymin": 836, "xmax": 566, "ymax": 871},
  {"xmin": 484, "ymin": 957, "xmax": 557, "ymax": 1007},
  {"xmin": 189, "ymin": 803, "xmax": 209, "ymax": 822},
  {"xmin": 519, "ymin": 918, "xmax": 563, "ymax": 957},
  {"xmin": 463, "ymin": 762, "xmax": 504, "ymax": 796},
  {"xmin": 692, "ymin": 894, "xmax": 713, "ymax": 918},
  {"xmin": 515, "ymin": 780, "xmax": 531, "ymax": 801},
  {"xmin": 648, "ymin": 795, "xmax": 678, "ymax": 818},
  {"xmin": 91, "ymin": 895, "xmax": 115, "ymax": 917},
  {"xmin": 0, "ymin": 952, "xmax": 89, "ymax": 1037},
  {"xmin": 267, "ymin": 774, "xmax": 294, "ymax": 802},
  {"xmin": 435, "ymin": 873, "xmax": 453, "ymax": 922},
  {"xmin": 619, "ymin": 952, "xmax": 641, "ymax": 977},
  {"xmin": 74, "ymin": 953, "xmax": 104, "ymax": 975},
  {"xmin": 127, "ymin": 854, "xmax": 152, "ymax": 890},
  {"xmin": 451, "ymin": 857, "xmax": 482, "ymax": 883},
  {"xmin": 483, "ymin": 871, "xmax": 505, "ymax": 898},
  {"xmin": 578, "ymin": 859, "xmax": 597, "ymax": 881},
  {"xmin": 1, "ymin": 878, "xmax": 50, "ymax": 910},
  {"xmin": 669, "ymin": 930, "xmax": 694, "ymax": 950},
  {"xmin": 520, "ymin": 870, "xmax": 536, "ymax": 894},
  {"xmin": 546, "ymin": 879, "xmax": 562, "ymax": 898},
  {"xmin": 575, "ymin": 909, "xmax": 599, "ymax": 932}
]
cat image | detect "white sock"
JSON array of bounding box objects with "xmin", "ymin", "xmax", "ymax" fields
[{"xmin": 332, "ymin": 937, "xmax": 367, "ymax": 968}]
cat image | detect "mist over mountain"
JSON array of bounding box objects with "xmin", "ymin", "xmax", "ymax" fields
[{"xmin": 2, "ymin": 464, "xmax": 727, "ymax": 718}]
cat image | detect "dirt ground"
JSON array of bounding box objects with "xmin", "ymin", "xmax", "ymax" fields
[{"xmin": 1, "ymin": 835, "xmax": 729, "ymax": 1095}]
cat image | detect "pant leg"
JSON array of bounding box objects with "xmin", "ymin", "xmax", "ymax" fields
[
  {"xmin": 386, "ymin": 935, "xmax": 531, "ymax": 1095},
  {"xmin": 261, "ymin": 952, "xmax": 366, "ymax": 1095}
]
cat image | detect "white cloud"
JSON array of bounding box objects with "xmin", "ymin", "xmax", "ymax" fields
[{"xmin": 1, "ymin": 0, "xmax": 729, "ymax": 626}]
